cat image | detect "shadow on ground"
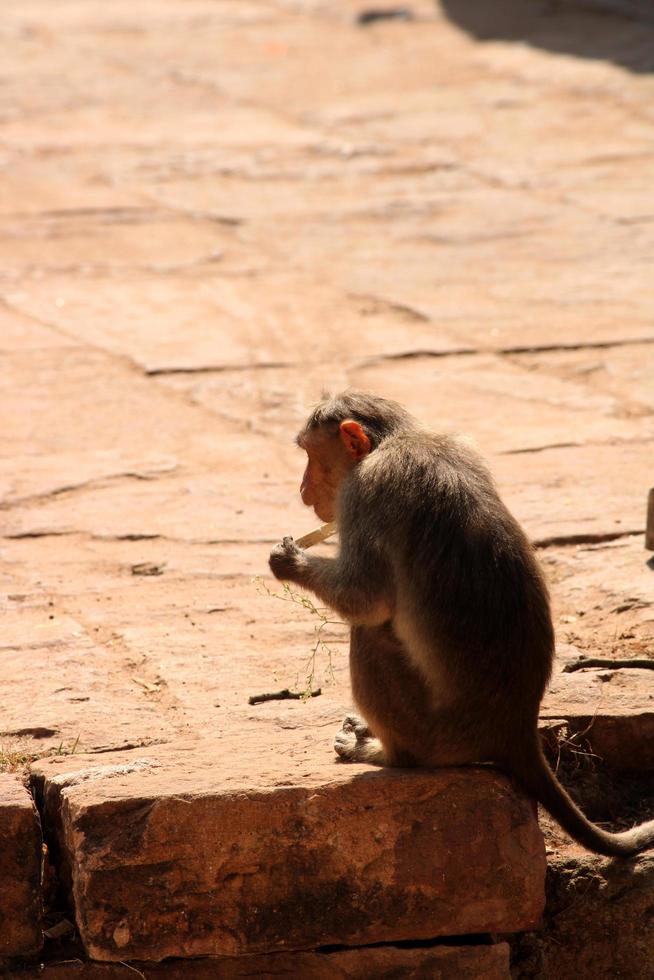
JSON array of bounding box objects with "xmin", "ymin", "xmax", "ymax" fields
[{"xmin": 440, "ymin": 0, "xmax": 654, "ymax": 73}]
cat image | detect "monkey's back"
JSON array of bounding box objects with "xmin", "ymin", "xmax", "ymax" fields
[{"xmin": 348, "ymin": 432, "xmax": 555, "ymax": 721}]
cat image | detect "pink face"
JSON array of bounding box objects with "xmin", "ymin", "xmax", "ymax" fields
[
  {"xmin": 298, "ymin": 431, "xmax": 348, "ymax": 523},
  {"xmin": 297, "ymin": 421, "xmax": 371, "ymax": 523}
]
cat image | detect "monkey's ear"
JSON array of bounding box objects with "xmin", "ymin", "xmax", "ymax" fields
[{"xmin": 339, "ymin": 420, "xmax": 371, "ymax": 461}]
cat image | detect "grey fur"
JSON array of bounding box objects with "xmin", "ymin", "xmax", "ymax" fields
[{"xmin": 270, "ymin": 391, "xmax": 654, "ymax": 857}]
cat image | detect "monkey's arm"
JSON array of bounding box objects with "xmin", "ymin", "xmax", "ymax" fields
[{"xmin": 268, "ymin": 534, "xmax": 393, "ymax": 627}]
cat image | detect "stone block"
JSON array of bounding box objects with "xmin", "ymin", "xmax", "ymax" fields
[
  {"xmin": 32, "ymin": 738, "xmax": 545, "ymax": 962},
  {"xmin": 541, "ymin": 663, "xmax": 654, "ymax": 769},
  {"xmin": 32, "ymin": 942, "xmax": 511, "ymax": 979},
  {"xmin": 513, "ymin": 846, "xmax": 654, "ymax": 980},
  {"xmin": 0, "ymin": 774, "xmax": 42, "ymax": 957}
]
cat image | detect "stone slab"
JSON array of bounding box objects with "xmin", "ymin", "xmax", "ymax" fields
[
  {"xmin": 0, "ymin": 775, "xmax": 42, "ymax": 957},
  {"xmin": 540, "ymin": 661, "xmax": 654, "ymax": 770},
  {"xmin": 0, "ymin": 210, "xmax": 242, "ymax": 280},
  {"xmin": 155, "ymin": 352, "xmax": 654, "ymax": 459},
  {"xmin": 0, "ymin": 539, "xmax": 352, "ymax": 765},
  {"xmin": 543, "ymin": 536, "xmax": 654, "ymax": 656},
  {"xmin": 26, "ymin": 942, "xmax": 511, "ymax": 979},
  {"xmin": 0, "ymin": 77, "xmax": 321, "ymax": 153},
  {"xmin": 6, "ymin": 273, "xmax": 466, "ymax": 374},
  {"xmin": 0, "ymin": 153, "xmax": 147, "ymax": 219},
  {"xmin": 493, "ymin": 442, "xmax": 650, "ymax": 546},
  {"xmin": 0, "ymin": 347, "xmax": 261, "ymax": 464},
  {"xmin": 353, "ymin": 353, "xmax": 654, "ymax": 456},
  {"xmin": 0, "ymin": 307, "xmax": 76, "ymax": 353},
  {"xmin": 508, "ymin": 344, "xmax": 654, "ymax": 418},
  {"xmin": 0, "ymin": 586, "xmax": 178, "ymax": 757},
  {"xmin": 514, "ymin": 845, "xmax": 654, "ymax": 980},
  {"xmin": 0, "ymin": 472, "xmax": 303, "ymax": 544},
  {"xmin": 537, "ymin": 540, "xmax": 654, "ymax": 772},
  {"xmin": 32, "ymin": 740, "xmax": 545, "ymax": 961},
  {"xmin": 540, "ymin": 535, "xmax": 654, "ymax": 766},
  {"xmin": 0, "ymin": 451, "xmax": 177, "ymax": 507}
]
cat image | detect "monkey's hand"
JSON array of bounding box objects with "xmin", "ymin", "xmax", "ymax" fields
[{"xmin": 269, "ymin": 536, "xmax": 307, "ymax": 583}]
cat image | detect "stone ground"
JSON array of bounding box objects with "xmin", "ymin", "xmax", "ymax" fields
[{"xmin": 1, "ymin": 0, "xmax": 654, "ymax": 977}]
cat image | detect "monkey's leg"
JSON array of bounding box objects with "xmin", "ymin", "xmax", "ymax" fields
[
  {"xmin": 334, "ymin": 715, "xmax": 386, "ymax": 764},
  {"xmin": 340, "ymin": 714, "xmax": 372, "ymax": 738},
  {"xmin": 350, "ymin": 625, "xmax": 494, "ymax": 767},
  {"xmin": 333, "ymin": 625, "xmax": 434, "ymax": 768}
]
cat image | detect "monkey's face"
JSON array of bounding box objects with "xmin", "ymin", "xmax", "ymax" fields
[
  {"xmin": 299, "ymin": 431, "xmax": 349, "ymax": 522},
  {"xmin": 298, "ymin": 422, "xmax": 371, "ymax": 523}
]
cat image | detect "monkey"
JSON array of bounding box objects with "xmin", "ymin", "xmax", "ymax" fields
[{"xmin": 269, "ymin": 390, "xmax": 654, "ymax": 858}]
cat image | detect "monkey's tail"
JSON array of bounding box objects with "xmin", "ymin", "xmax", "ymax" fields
[{"xmin": 510, "ymin": 738, "xmax": 654, "ymax": 857}]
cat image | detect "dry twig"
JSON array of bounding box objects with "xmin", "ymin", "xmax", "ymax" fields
[
  {"xmin": 248, "ymin": 688, "xmax": 322, "ymax": 705},
  {"xmin": 563, "ymin": 657, "xmax": 654, "ymax": 673}
]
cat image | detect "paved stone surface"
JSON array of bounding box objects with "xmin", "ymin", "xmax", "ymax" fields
[
  {"xmin": 0, "ymin": 775, "xmax": 42, "ymax": 957},
  {"xmin": 32, "ymin": 743, "xmax": 544, "ymax": 960},
  {"xmin": 2, "ymin": 0, "xmax": 654, "ymax": 971}
]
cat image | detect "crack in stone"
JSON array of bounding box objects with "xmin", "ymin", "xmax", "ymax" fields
[
  {"xmin": 80, "ymin": 739, "xmax": 170, "ymax": 755},
  {"xmin": 347, "ymin": 291, "xmax": 431, "ymax": 322},
  {"xmin": 3, "ymin": 530, "xmax": 164, "ymax": 541},
  {"xmin": 502, "ymin": 435, "xmax": 654, "ymax": 456},
  {"xmin": 413, "ymin": 229, "xmax": 536, "ymax": 246},
  {"xmin": 5, "ymin": 523, "xmax": 644, "ymax": 553},
  {"xmin": 0, "ymin": 297, "xmax": 148, "ymax": 376},
  {"xmin": 349, "ymin": 335, "xmax": 654, "ymax": 376},
  {"xmin": 137, "ymin": 193, "xmax": 244, "ymax": 227},
  {"xmin": 3, "ymin": 530, "xmax": 79, "ymax": 540},
  {"xmin": 112, "ymin": 332, "xmax": 654, "ymax": 381},
  {"xmin": 533, "ymin": 529, "xmax": 644, "ymax": 549},
  {"xmin": 147, "ymin": 360, "xmax": 295, "ymax": 376},
  {"xmin": 359, "ymin": 348, "xmax": 478, "ymax": 367},
  {"xmin": 0, "ymin": 469, "xmax": 179, "ymax": 511},
  {"xmin": 0, "ymin": 254, "xmax": 238, "ymax": 279},
  {"xmin": 501, "ymin": 442, "xmax": 582, "ymax": 456},
  {"xmin": 2, "ymin": 529, "xmax": 279, "ymax": 547},
  {"xmin": 357, "ymin": 335, "xmax": 654, "ymax": 368},
  {"xmin": 1, "ymin": 206, "xmax": 192, "ymax": 225},
  {"xmin": 499, "ymin": 337, "xmax": 654, "ymax": 356}
]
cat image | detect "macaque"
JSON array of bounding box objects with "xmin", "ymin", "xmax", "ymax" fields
[{"xmin": 269, "ymin": 390, "xmax": 654, "ymax": 857}]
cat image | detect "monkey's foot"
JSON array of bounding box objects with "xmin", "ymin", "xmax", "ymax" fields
[{"xmin": 334, "ymin": 715, "xmax": 384, "ymax": 764}]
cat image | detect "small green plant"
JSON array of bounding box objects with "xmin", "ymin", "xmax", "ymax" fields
[
  {"xmin": 54, "ymin": 733, "xmax": 81, "ymax": 757},
  {"xmin": 254, "ymin": 577, "xmax": 346, "ymax": 696},
  {"xmin": 0, "ymin": 735, "xmax": 83, "ymax": 774},
  {"xmin": 0, "ymin": 741, "xmax": 36, "ymax": 773}
]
